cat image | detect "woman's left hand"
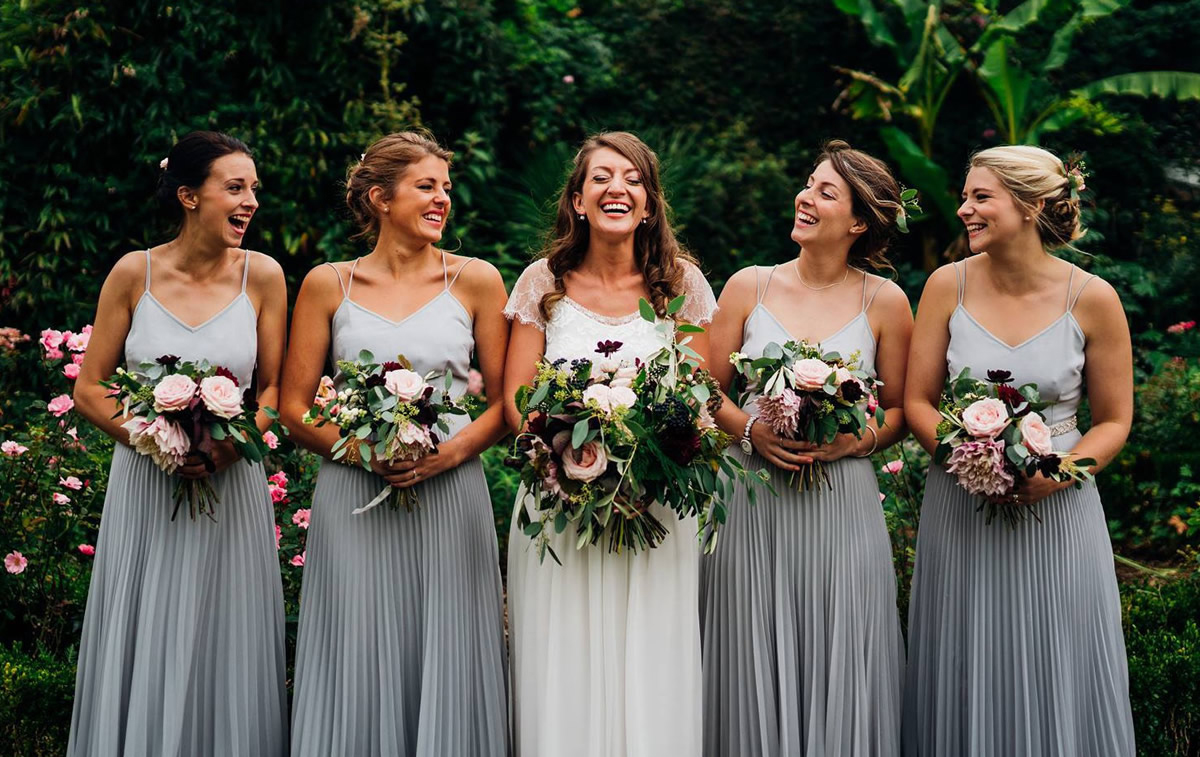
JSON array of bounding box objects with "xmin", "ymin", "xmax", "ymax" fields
[
  {"xmin": 1013, "ymin": 469, "xmax": 1070, "ymax": 506},
  {"xmin": 177, "ymin": 439, "xmax": 241, "ymax": 480},
  {"xmin": 387, "ymin": 444, "xmax": 465, "ymax": 489},
  {"xmin": 792, "ymin": 433, "xmax": 863, "ymax": 463}
]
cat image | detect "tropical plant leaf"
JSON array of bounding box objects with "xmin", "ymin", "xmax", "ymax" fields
[{"xmin": 1076, "ymin": 71, "xmax": 1200, "ymax": 100}]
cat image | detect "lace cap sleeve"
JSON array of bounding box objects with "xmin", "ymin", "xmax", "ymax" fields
[
  {"xmin": 504, "ymin": 259, "xmax": 555, "ymax": 331},
  {"xmin": 678, "ymin": 261, "xmax": 718, "ymax": 326}
]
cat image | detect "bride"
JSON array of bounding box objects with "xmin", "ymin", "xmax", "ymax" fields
[{"xmin": 503, "ymin": 131, "xmax": 717, "ymax": 756}]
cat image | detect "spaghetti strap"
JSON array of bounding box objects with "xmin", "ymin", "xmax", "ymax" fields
[
  {"xmin": 1068, "ymin": 272, "xmax": 1097, "ymax": 312},
  {"xmin": 447, "ymin": 257, "xmax": 475, "ymax": 291},
  {"xmin": 240, "ymin": 251, "xmax": 252, "ymax": 293},
  {"xmin": 143, "ymin": 250, "xmax": 152, "ymax": 292},
  {"xmin": 860, "ymin": 269, "xmax": 869, "ymax": 310},
  {"xmin": 324, "ymin": 262, "xmax": 349, "ymax": 299},
  {"xmin": 346, "ymin": 258, "xmax": 361, "ymax": 299},
  {"xmin": 440, "ymin": 250, "xmax": 449, "ymax": 288},
  {"xmin": 758, "ymin": 265, "xmax": 779, "ymax": 304},
  {"xmin": 953, "ymin": 261, "xmax": 965, "ymax": 304},
  {"xmin": 864, "ymin": 276, "xmax": 887, "ymax": 312}
]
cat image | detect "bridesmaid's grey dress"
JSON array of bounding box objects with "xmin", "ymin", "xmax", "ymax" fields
[
  {"xmin": 902, "ymin": 260, "xmax": 1135, "ymax": 756},
  {"xmin": 290, "ymin": 256, "xmax": 508, "ymax": 757},
  {"xmin": 69, "ymin": 250, "xmax": 287, "ymax": 757},
  {"xmin": 701, "ymin": 267, "xmax": 904, "ymax": 756}
]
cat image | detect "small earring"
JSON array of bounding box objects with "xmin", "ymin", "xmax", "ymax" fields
[
  {"xmin": 190, "ymin": 205, "xmax": 198, "ymax": 211},
  {"xmin": 1024, "ymin": 215, "xmax": 1030, "ymax": 221},
  {"xmin": 578, "ymin": 214, "xmax": 586, "ymax": 221},
  {"xmin": 641, "ymin": 218, "xmax": 648, "ymax": 225}
]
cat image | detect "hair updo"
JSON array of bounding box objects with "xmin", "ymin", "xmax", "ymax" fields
[
  {"xmin": 815, "ymin": 140, "xmax": 904, "ymax": 272},
  {"xmin": 345, "ymin": 131, "xmax": 453, "ymax": 241},
  {"xmin": 155, "ymin": 131, "xmax": 252, "ymax": 223},
  {"xmin": 968, "ymin": 145, "xmax": 1084, "ymax": 248}
]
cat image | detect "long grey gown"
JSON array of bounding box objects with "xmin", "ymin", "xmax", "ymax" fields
[
  {"xmin": 69, "ymin": 250, "xmax": 288, "ymax": 757},
  {"xmin": 902, "ymin": 260, "xmax": 1135, "ymax": 756},
  {"xmin": 290, "ymin": 255, "xmax": 508, "ymax": 756},
  {"xmin": 700, "ymin": 266, "xmax": 904, "ymax": 756}
]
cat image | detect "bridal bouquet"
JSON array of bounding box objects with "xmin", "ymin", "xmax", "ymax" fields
[
  {"xmin": 303, "ymin": 351, "xmax": 471, "ymax": 513},
  {"xmin": 730, "ymin": 340, "xmax": 884, "ymax": 490},
  {"xmin": 104, "ymin": 355, "xmax": 278, "ymax": 520},
  {"xmin": 934, "ymin": 368, "xmax": 1095, "ymax": 525},
  {"xmin": 511, "ymin": 296, "xmax": 764, "ymax": 563}
]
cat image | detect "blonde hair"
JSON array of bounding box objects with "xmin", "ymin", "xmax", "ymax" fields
[
  {"xmin": 345, "ymin": 130, "xmax": 453, "ymax": 242},
  {"xmin": 969, "ymin": 145, "xmax": 1083, "ymax": 248}
]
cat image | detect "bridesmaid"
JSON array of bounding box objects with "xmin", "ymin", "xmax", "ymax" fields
[
  {"xmin": 69, "ymin": 131, "xmax": 288, "ymax": 756},
  {"xmin": 504, "ymin": 131, "xmax": 717, "ymax": 756},
  {"xmin": 702, "ymin": 140, "xmax": 912, "ymax": 756},
  {"xmin": 280, "ymin": 131, "xmax": 510, "ymax": 756},
  {"xmin": 902, "ymin": 145, "xmax": 1135, "ymax": 755}
]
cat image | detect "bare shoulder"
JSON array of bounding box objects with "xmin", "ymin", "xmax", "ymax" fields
[
  {"xmin": 1073, "ymin": 273, "xmax": 1126, "ymax": 330},
  {"xmin": 298, "ymin": 261, "xmax": 348, "ymax": 300},
  {"xmin": 448, "ymin": 255, "xmax": 506, "ymax": 294},
  {"xmin": 244, "ymin": 250, "xmax": 285, "ymax": 286},
  {"xmin": 865, "ymin": 274, "xmax": 912, "ymax": 312},
  {"xmin": 105, "ymin": 250, "xmax": 152, "ymax": 295},
  {"xmin": 718, "ymin": 265, "xmax": 760, "ymax": 299}
]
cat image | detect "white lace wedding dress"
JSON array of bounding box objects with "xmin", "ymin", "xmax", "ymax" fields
[{"xmin": 504, "ymin": 258, "xmax": 718, "ymax": 757}]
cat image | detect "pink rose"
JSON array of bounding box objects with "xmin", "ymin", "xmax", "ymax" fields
[
  {"xmin": 1, "ymin": 441, "xmax": 28, "ymax": 456},
  {"xmin": 268, "ymin": 471, "xmax": 288, "ymax": 487},
  {"xmin": 561, "ymin": 440, "xmax": 608, "ymax": 482},
  {"xmin": 263, "ymin": 430, "xmax": 279, "ymax": 450},
  {"xmin": 791, "ymin": 358, "xmax": 834, "ymax": 391},
  {"xmin": 268, "ymin": 483, "xmax": 288, "ymax": 504},
  {"xmin": 198, "ymin": 375, "xmax": 243, "ymax": 419},
  {"xmin": 78, "ymin": 544, "xmax": 95, "ymax": 556},
  {"xmin": 59, "ymin": 476, "xmax": 83, "ymax": 490},
  {"xmin": 63, "ymin": 363, "xmax": 81, "ymax": 380},
  {"xmin": 45, "ymin": 348, "xmax": 64, "ymax": 361},
  {"xmin": 1019, "ymin": 413, "xmax": 1053, "ymax": 456},
  {"xmin": 5, "ymin": 551, "xmax": 28, "ymax": 575},
  {"xmin": 314, "ymin": 376, "xmax": 337, "ymax": 408},
  {"xmin": 292, "ymin": 508, "xmax": 311, "ymax": 529},
  {"xmin": 542, "ymin": 459, "xmax": 566, "ymax": 500},
  {"xmin": 47, "ymin": 394, "xmax": 74, "ymax": 417},
  {"xmin": 153, "ymin": 374, "xmax": 198, "ymax": 413},
  {"xmin": 1167, "ymin": 320, "xmax": 1196, "ymax": 335},
  {"xmin": 881, "ymin": 460, "xmax": 904, "ymax": 475},
  {"xmin": 866, "ymin": 392, "xmax": 879, "ymax": 415},
  {"xmin": 53, "ymin": 493, "xmax": 70, "ymax": 505},
  {"xmin": 123, "ymin": 415, "xmax": 190, "ymax": 473},
  {"xmin": 384, "ymin": 368, "xmax": 427, "ymax": 401},
  {"xmin": 961, "ymin": 398, "xmax": 1011, "ymax": 438},
  {"xmin": 40, "ymin": 328, "xmax": 64, "ymax": 352},
  {"xmin": 582, "ymin": 384, "xmax": 613, "ymax": 413},
  {"xmin": 72, "ymin": 352, "xmax": 85, "ymax": 365},
  {"xmin": 290, "ymin": 551, "xmax": 306, "ymax": 567},
  {"xmin": 65, "ymin": 330, "xmax": 90, "ymax": 351},
  {"xmin": 274, "ymin": 524, "xmax": 282, "ymax": 549},
  {"xmin": 466, "ymin": 368, "xmax": 484, "ymax": 396}
]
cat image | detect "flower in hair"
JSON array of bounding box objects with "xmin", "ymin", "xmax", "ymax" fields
[
  {"xmin": 895, "ymin": 186, "xmax": 922, "ymax": 233},
  {"xmin": 1064, "ymin": 154, "xmax": 1089, "ymax": 200},
  {"xmin": 159, "ymin": 157, "xmax": 169, "ymax": 170},
  {"xmin": 360, "ymin": 153, "xmax": 366, "ymax": 161}
]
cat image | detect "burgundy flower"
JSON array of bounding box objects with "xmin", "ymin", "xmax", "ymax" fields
[
  {"xmin": 663, "ymin": 431, "xmax": 702, "ymax": 465},
  {"xmin": 381, "ymin": 361, "xmax": 402, "ymax": 372},
  {"xmin": 996, "ymin": 383, "xmax": 1024, "ymax": 410},
  {"xmin": 986, "ymin": 369, "xmax": 1013, "ymax": 384},
  {"xmin": 840, "ymin": 379, "xmax": 864, "ymax": 403},
  {"xmin": 156, "ymin": 354, "xmax": 181, "ymax": 367},
  {"xmin": 595, "ymin": 340, "xmax": 623, "ymax": 357},
  {"xmin": 365, "ymin": 374, "xmax": 385, "ymax": 389},
  {"xmin": 1036, "ymin": 454, "xmax": 1062, "ymax": 477},
  {"xmin": 214, "ymin": 365, "xmax": 239, "ymax": 386}
]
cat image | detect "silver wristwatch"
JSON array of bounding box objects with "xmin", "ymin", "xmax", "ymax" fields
[{"xmin": 740, "ymin": 417, "xmax": 758, "ymax": 454}]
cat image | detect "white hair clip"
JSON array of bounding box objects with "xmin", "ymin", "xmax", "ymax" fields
[{"xmin": 360, "ymin": 153, "xmax": 366, "ymax": 161}]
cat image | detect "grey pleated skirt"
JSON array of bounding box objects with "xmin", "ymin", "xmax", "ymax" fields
[
  {"xmin": 68, "ymin": 443, "xmax": 288, "ymax": 757},
  {"xmin": 902, "ymin": 465, "xmax": 1135, "ymax": 756},
  {"xmin": 290, "ymin": 457, "xmax": 508, "ymax": 757},
  {"xmin": 700, "ymin": 453, "xmax": 904, "ymax": 756}
]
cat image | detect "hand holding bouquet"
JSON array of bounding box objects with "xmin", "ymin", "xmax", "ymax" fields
[
  {"xmin": 303, "ymin": 351, "xmax": 471, "ymax": 513},
  {"xmin": 104, "ymin": 355, "xmax": 279, "ymax": 520},
  {"xmin": 510, "ymin": 296, "xmax": 766, "ymax": 563},
  {"xmin": 934, "ymin": 368, "xmax": 1095, "ymax": 525},
  {"xmin": 730, "ymin": 341, "xmax": 884, "ymax": 490}
]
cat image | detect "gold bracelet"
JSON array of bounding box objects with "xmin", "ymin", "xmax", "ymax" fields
[
  {"xmin": 342, "ymin": 442, "xmax": 362, "ymax": 467},
  {"xmin": 856, "ymin": 425, "xmax": 879, "ymax": 458}
]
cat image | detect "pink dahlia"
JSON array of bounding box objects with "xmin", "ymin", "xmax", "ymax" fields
[
  {"xmin": 945, "ymin": 439, "xmax": 1014, "ymax": 497},
  {"xmin": 756, "ymin": 388, "xmax": 803, "ymax": 437}
]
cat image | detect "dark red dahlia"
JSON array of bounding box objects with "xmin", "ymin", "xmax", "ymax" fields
[
  {"xmin": 381, "ymin": 361, "xmax": 402, "ymax": 372},
  {"xmin": 214, "ymin": 365, "xmax": 239, "ymax": 386}
]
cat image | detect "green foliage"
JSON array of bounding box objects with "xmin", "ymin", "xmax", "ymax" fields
[{"xmin": 0, "ymin": 644, "xmax": 76, "ymax": 756}]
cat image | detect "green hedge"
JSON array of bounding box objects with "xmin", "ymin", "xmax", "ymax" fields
[{"xmin": 0, "ymin": 645, "xmax": 76, "ymax": 756}]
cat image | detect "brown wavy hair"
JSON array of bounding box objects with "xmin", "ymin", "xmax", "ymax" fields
[
  {"xmin": 817, "ymin": 139, "xmax": 903, "ymax": 273},
  {"xmin": 538, "ymin": 131, "xmax": 697, "ymax": 322},
  {"xmin": 345, "ymin": 130, "xmax": 453, "ymax": 242}
]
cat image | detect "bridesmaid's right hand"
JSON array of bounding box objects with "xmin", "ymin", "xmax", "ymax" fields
[
  {"xmin": 749, "ymin": 422, "xmax": 813, "ymax": 471},
  {"xmin": 368, "ymin": 455, "xmax": 413, "ymax": 488}
]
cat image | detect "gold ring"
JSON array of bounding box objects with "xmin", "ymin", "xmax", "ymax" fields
[{"xmin": 412, "ymin": 470, "xmax": 420, "ymax": 480}]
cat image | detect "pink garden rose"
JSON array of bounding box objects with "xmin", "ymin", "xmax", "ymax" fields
[
  {"xmin": 40, "ymin": 328, "xmax": 64, "ymax": 353},
  {"xmin": 63, "ymin": 362, "xmax": 81, "ymax": 380},
  {"xmin": 152, "ymin": 374, "xmax": 197, "ymax": 413},
  {"xmin": 78, "ymin": 544, "xmax": 95, "ymax": 556},
  {"xmin": 65, "ymin": 328, "xmax": 90, "ymax": 352},
  {"xmin": 946, "ymin": 439, "xmax": 1014, "ymax": 497},
  {"xmin": 274, "ymin": 524, "xmax": 282, "ymax": 549},
  {"xmin": 292, "ymin": 508, "xmax": 311, "ymax": 529},
  {"xmin": 268, "ymin": 471, "xmax": 288, "ymax": 487},
  {"xmin": 384, "ymin": 368, "xmax": 427, "ymax": 401},
  {"xmin": 1167, "ymin": 320, "xmax": 1196, "ymax": 335},
  {"xmin": 72, "ymin": 352, "xmax": 85, "ymax": 365},
  {"xmin": 313, "ymin": 376, "xmax": 337, "ymax": 408},
  {"xmin": 960, "ymin": 398, "xmax": 1011, "ymax": 438},
  {"xmin": 59, "ymin": 476, "xmax": 83, "ymax": 490},
  {"xmin": 123, "ymin": 415, "xmax": 190, "ymax": 473},
  {"xmin": 5, "ymin": 551, "xmax": 28, "ymax": 574},
  {"xmin": 791, "ymin": 358, "xmax": 834, "ymax": 391},
  {"xmin": 53, "ymin": 493, "xmax": 70, "ymax": 505},
  {"xmin": 561, "ymin": 440, "xmax": 608, "ymax": 482},
  {"xmin": 1, "ymin": 441, "xmax": 28, "ymax": 456},
  {"xmin": 1019, "ymin": 414, "xmax": 1053, "ymax": 456},
  {"xmin": 290, "ymin": 551, "xmax": 306, "ymax": 567},
  {"xmin": 263, "ymin": 430, "xmax": 279, "ymax": 450},
  {"xmin": 47, "ymin": 394, "xmax": 74, "ymax": 417},
  {"xmin": 466, "ymin": 368, "xmax": 485, "ymax": 396},
  {"xmin": 881, "ymin": 460, "xmax": 904, "ymax": 475},
  {"xmin": 198, "ymin": 375, "xmax": 243, "ymax": 419}
]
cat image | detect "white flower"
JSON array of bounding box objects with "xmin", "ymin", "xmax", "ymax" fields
[
  {"xmin": 608, "ymin": 386, "xmax": 637, "ymax": 412},
  {"xmin": 729, "ymin": 352, "xmax": 748, "ymax": 364},
  {"xmin": 582, "ymin": 384, "xmax": 613, "ymax": 413},
  {"xmin": 159, "ymin": 157, "xmax": 169, "ymax": 170}
]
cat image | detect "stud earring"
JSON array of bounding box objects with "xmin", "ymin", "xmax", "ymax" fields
[
  {"xmin": 641, "ymin": 218, "xmax": 648, "ymax": 224},
  {"xmin": 578, "ymin": 214, "xmax": 586, "ymax": 221},
  {"xmin": 1024, "ymin": 215, "xmax": 1030, "ymax": 221}
]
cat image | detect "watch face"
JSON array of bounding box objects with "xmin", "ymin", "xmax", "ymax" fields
[{"xmin": 740, "ymin": 438, "xmax": 752, "ymax": 454}]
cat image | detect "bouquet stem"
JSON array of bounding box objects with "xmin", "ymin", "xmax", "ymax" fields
[
  {"xmin": 788, "ymin": 461, "xmax": 832, "ymax": 492},
  {"xmin": 172, "ymin": 478, "xmax": 219, "ymax": 521}
]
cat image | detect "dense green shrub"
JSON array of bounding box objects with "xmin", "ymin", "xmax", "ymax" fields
[{"xmin": 0, "ymin": 644, "xmax": 76, "ymax": 756}]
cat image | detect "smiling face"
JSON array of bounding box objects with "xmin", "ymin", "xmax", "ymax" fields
[
  {"xmin": 180, "ymin": 152, "xmax": 259, "ymax": 247},
  {"xmin": 958, "ymin": 166, "xmax": 1029, "ymax": 252},
  {"xmin": 377, "ymin": 154, "xmax": 452, "ymax": 245},
  {"xmin": 571, "ymin": 147, "xmax": 650, "ymax": 240},
  {"xmin": 789, "ymin": 159, "xmax": 866, "ymax": 249}
]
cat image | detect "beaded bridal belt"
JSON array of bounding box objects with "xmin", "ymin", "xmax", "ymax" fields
[{"xmin": 1049, "ymin": 416, "xmax": 1078, "ymax": 437}]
